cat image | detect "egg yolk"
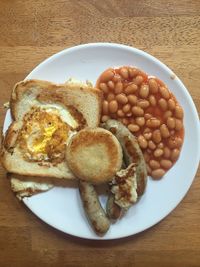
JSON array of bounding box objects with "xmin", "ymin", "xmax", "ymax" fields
[
  {"xmin": 32, "ymin": 124, "xmax": 58, "ymax": 154},
  {"xmin": 18, "ymin": 107, "xmax": 70, "ymax": 163}
]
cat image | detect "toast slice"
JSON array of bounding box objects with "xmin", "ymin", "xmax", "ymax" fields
[{"xmin": 1, "ymin": 79, "xmax": 102, "ymax": 179}]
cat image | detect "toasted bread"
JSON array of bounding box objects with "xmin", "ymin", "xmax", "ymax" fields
[
  {"xmin": 1, "ymin": 79, "xmax": 102, "ymax": 179},
  {"xmin": 66, "ymin": 128, "xmax": 123, "ymax": 184}
]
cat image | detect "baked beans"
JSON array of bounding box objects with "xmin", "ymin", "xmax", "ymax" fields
[
  {"xmin": 175, "ymin": 105, "xmax": 184, "ymax": 119},
  {"xmin": 149, "ymin": 78, "xmax": 158, "ymax": 93},
  {"xmin": 151, "ymin": 169, "xmax": 166, "ymax": 179},
  {"xmin": 102, "ymin": 100, "xmax": 109, "ymax": 115},
  {"xmin": 117, "ymin": 109, "xmax": 125, "ymax": 117},
  {"xmin": 124, "ymin": 83, "xmax": 138, "ymax": 94},
  {"xmin": 148, "ymin": 140, "xmax": 156, "ymax": 150},
  {"xmin": 116, "ymin": 94, "xmax": 128, "ymax": 104},
  {"xmin": 120, "ymin": 67, "xmax": 129, "ymax": 79},
  {"xmin": 146, "ymin": 118, "xmax": 161, "ymax": 128},
  {"xmin": 137, "ymin": 99, "xmax": 150, "ymax": 109},
  {"xmin": 107, "ymin": 93, "xmax": 115, "ymax": 102},
  {"xmin": 160, "ymin": 159, "xmax": 173, "ymax": 169},
  {"xmin": 109, "ymin": 100, "xmax": 118, "ymax": 113},
  {"xmin": 159, "ymin": 86, "xmax": 170, "ymax": 99},
  {"xmin": 144, "ymin": 132, "xmax": 152, "ymax": 140},
  {"xmin": 168, "ymin": 98, "xmax": 176, "ymax": 110},
  {"xmin": 152, "ymin": 129, "xmax": 161, "ymax": 144},
  {"xmin": 149, "ymin": 160, "xmax": 160, "ymax": 169},
  {"xmin": 138, "ymin": 135, "xmax": 148, "ymax": 149},
  {"xmin": 149, "ymin": 95, "xmax": 156, "ymax": 106},
  {"xmin": 100, "ymin": 69, "xmax": 114, "ymax": 82},
  {"xmin": 112, "ymin": 74, "xmax": 121, "ymax": 83},
  {"xmin": 135, "ymin": 117, "xmax": 145, "ymax": 127},
  {"xmin": 132, "ymin": 106, "xmax": 144, "ymax": 116},
  {"xmin": 107, "ymin": 80, "xmax": 115, "ymax": 90},
  {"xmin": 114, "ymin": 82, "xmax": 123, "ymax": 94},
  {"xmin": 163, "ymin": 147, "xmax": 171, "ymax": 158},
  {"xmin": 139, "ymin": 84, "xmax": 149, "ymax": 98},
  {"xmin": 99, "ymin": 83, "xmax": 109, "ymax": 94},
  {"xmin": 158, "ymin": 98, "xmax": 168, "ymax": 111},
  {"xmin": 163, "ymin": 110, "xmax": 172, "ymax": 120},
  {"xmin": 127, "ymin": 94, "xmax": 138, "ymax": 105},
  {"xmin": 128, "ymin": 124, "xmax": 140, "ymax": 132},
  {"xmin": 160, "ymin": 124, "xmax": 170, "ymax": 138},
  {"xmin": 167, "ymin": 117, "xmax": 176, "ymax": 129},
  {"xmin": 97, "ymin": 66, "xmax": 184, "ymax": 180}
]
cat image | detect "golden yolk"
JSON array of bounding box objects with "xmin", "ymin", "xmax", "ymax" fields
[
  {"xmin": 18, "ymin": 108, "xmax": 70, "ymax": 162},
  {"xmin": 32, "ymin": 124, "xmax": 57, "ymax": 154}
]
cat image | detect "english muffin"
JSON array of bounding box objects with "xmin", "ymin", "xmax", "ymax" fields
[{"xmin": 66, "ymin": 128, "xmax": 123, "ymax": 184}]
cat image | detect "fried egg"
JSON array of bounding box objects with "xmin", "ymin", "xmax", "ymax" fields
[
  {"xmin": 111, "ymin": 163, "xmax": 138, "ymax": 210},
  {"xmin": 17, "ymin": 104, "xmax": 85, "ymax": 164},
  {"xmin": 10, "ymin": 176, "xmax": 54, "ymax": 200}
]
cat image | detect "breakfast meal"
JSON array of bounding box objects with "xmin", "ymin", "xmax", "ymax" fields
[
  {"xmin": 96, "ymin": 66, "xmax": 184, "ymax": 179},
  {"xmin": 1, "ymin": 64, "xmax": 184, "ymax": 236}
]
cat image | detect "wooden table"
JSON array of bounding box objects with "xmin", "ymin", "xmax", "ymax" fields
[{"xmin": 0, "ymin": 1, "xmax": 199, "ymax": 266}]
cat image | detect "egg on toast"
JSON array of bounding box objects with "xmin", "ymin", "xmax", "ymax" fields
[{"xmin": 1, "ymin": 79, "xmax": 102, "ymax": 179}]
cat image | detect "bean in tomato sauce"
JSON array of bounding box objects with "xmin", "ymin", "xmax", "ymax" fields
[{"xmin": 96, "ymin": 66, "xmax": 184, "ymax": 180}]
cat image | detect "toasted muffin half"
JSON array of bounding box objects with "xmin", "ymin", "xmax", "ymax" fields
[{"xmin": 66, "ymin": 128, "xmax": 123, "ymax": 184}]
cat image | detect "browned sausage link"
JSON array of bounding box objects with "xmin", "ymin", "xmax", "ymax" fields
[
  {"xmin": 106, "ymin": 193, "xmax": 123, "ymax": 220},
  {"xmin": 78, "ymin": 180, "xmax": 110, "ymax": 236}
]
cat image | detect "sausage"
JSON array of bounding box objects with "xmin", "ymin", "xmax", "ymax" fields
[
  {"xmin": 106, "ymin": 193, "xmax": 123, "ymax": 220},
  {"xmin": 102, "ymin": 119, "xmax": 148, "ymax": 220},
  {"xmin": 78, "ymin": 180, "xmax": 110, "ymax": 236}
]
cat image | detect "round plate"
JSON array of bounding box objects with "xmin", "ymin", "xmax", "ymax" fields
[{"xmin": 3, "ymin": 43, "xmax": 200, "ymax": 240}]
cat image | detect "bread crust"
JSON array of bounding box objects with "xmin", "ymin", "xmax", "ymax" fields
[{"xmin": 10, "ymin": 79, "xmax": 103, "ymax": 125}]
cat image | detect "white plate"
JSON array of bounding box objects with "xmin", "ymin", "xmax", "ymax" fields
[{"xmin": 3, "ymin": 43, "xmax": 200, "ymax": 240}]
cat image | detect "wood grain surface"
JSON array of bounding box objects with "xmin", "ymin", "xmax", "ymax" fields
[{"xmin": 0, "ymin": 1, "xmax": 200, "ymax": 266}]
